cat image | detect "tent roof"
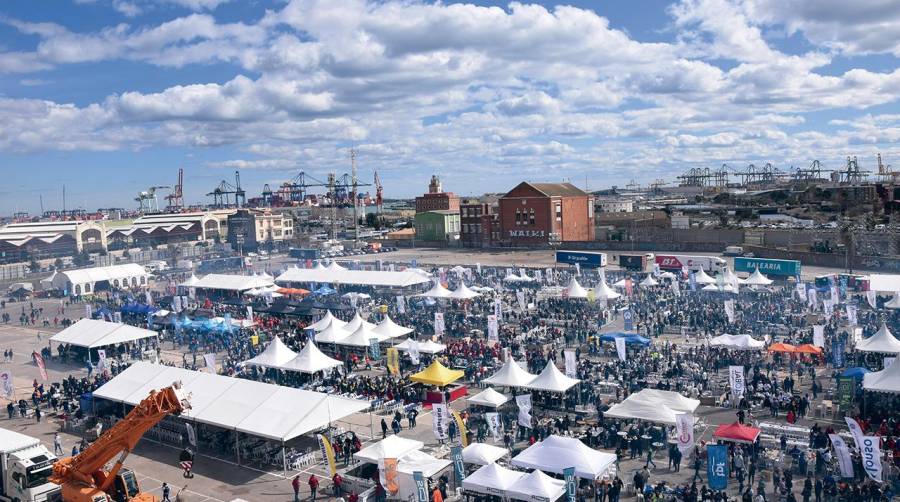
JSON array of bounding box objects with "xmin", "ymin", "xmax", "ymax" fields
[
  {"xmin": 243, "ymin": 336, "xmax": 298, "ymax": 369},
  {"xmin": 448, "ymin": 283, "xmax": 481, "ymax": 300},
  {"xmin": 856, "ymin": 324, "xmax": 900, "ymax": 354},
  {"xmin": 694, "ymin": 269, "xmax": 715, "ymax": 284},
  {"xmin": 526, "ymin": 361, "xmax": 580, "ymax": 392},
  {"xmin": 313, "ymin": 322, "xmax": 351, "ymax": 344},
  {"xmin": 603, "ymin": 389, "xmax": 699, "ymax": 425},
  {"xmin": 180, "ymin": 274, "xmax": 201, "ymax": 287},
  {"xmin": 563, "ymin": 278, "xmax": 588, "ymax": 299},
  {"xmin": 276, "ymin": 268, "xmax": 430, "ymax": 287},
  {"xmin": 483, "ymin": 359, "xmax": 536, "ymax": 388},
  {"xmin": 94, "ymin": 362, "xmax": 368, "ymax": 441},
  {"xmin": 0, "ymin": 427, "xmax": 40, "ymax": 452},
  {"xmin": 744, "ymin": 268, "xmax": 774, "ymax": 286},
  {"xmin": 342, "ymin": 311, "xmax": 377, "ymax": 333},
  {"xmin": 279, "ymin": 342, "xmax": 342, "ymax": 374},
  {"xmin": 396, "ymin": 450, "xmax": 451, "ymax": 477},
  {"xmin": 462, "ymin": 442, "xmax": 508, "ymax": 465},
  {"xmin": 354, "ymin": 435, "xmax": 424, "ymax": 464},
  {"xmin": 309, "ymin": 311, "xmax": 347, "ymax": 331},
  {"xmin": 335, "ymin": 323, "xmax": 389, "ymax": 347},
  {"xmin": 192, "ymin": 273, "xmax": 274, "ymax": 292},
  {"xmin": 51, "ymin": 318, "xmax": 158, "ymax": 349},
  {"xmin": 394, "ymin": 338, "xmax": 446, "ymax": 355},
  {"xmin": 57, "ymin": 263, "xmax": 147, "ymax": 285},
  {"xmin": 768, "ymin": 342, "xmax": 797, "ymax": 353},
  {"xmin": 867, "ymin": 274, "xmax": 900, "ymax": 293},
  {"xmin": 507, "ymin": 470, "xmax": 566, "ymax": 502},
  {"xmin": 511, "ymin": 435, "xmax": 616, "ymax": 479},
  {"xmin": 467, "ymin": 388, "xmax": 510, "ymax": 408},
  {"xmin": 594, "ymin": 280, "xmax": 621, "ymax": 300},
  {"xmin": 462, "ymin": 462, "xmax": 524, "ymax": 496},
  {"xmin": 795, "ymin": 343, "xmax": 823, "ymax": 354},
  {"xmin": 640, "ymin": 276, "xmax": 658, "ymax": 287},
  {"xmin": 409, "ymin": 360, "xmax": 464, "ymax": 387},
  {"xmin": 709, "ymin": 334, "xmax": 765, "ymax": 350},
  {"xmin": 372, "ymin": 314, "xmax": 414, "ymax": 338},
  {"xmin": 417, "ymin": 282, "xmax": 452, "ymax": 298},
  {"xmin": 712, "ymin": 422, "xmax": 761, "ymax": 444},
  {"xmin": 863, "ymin": 358, "xmax": 900, "ymax": 393}
]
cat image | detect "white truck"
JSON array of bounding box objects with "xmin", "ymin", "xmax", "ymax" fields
[{"xmin": 0, "ymin": 428, "xmax": 61, "ymax": 502}]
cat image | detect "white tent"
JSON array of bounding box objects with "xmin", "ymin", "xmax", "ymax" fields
[
  {"xmin": 526, "ymin": 361, "xmax": 580, "ymax": 392},
  {"xmin": 694, "ymin": 269, "xmax": 716, "ymax": 284},
  {"xmin": 462, "ymin": 442, "xmax": 509, "ymax": 465},
  {"xmin": 448, "ymin": 283, "xmax": 481, "ymax": 300},
  {"xmin": 594, "ymin": 279, "xmax": 621, "ymax": 300},
  {"xmin": 723, "ymin": 268, "xmax": 746, "ymax": 287},
  {"xmin": 51, "ymin": 318, "xmax": 158, "ymax": 350},
  {"xmin": 744, "ymin": 268, "xmax": 774, "ymax": 286},
  {"xmin": 394, "ymin": 339, "xmax": 447, "ymax": 355},
  {"xmin": 484, "ymin": 359, "xmax": 537, "ymax": 388},
  {"xmin": 504, "ymin": 273, "xmax": 525, "ymax": 282},
  {"xmin": 564, "ymin": 278, "xmax": 588, "ymax": 299},
  {"xmin": 342, "ymin": 292, "xmax": 371, "ymax": 301},
  {"xmin": 603, "ymin": 389, "xmax": 699, "ymax": 425},
  {"xmin": 191, "ymin": 273, "xmax": 274, "ymax": 292},
  {"xmin": 507, "ymin": 470, "xmax": 566, "ymax": 502},
  {"xmin": 612, "ymin": 278, "xmax": 627, "ymax": 288},
  {"xmin": 885, "ymin": 294, "xmax": 900, "ymax": 309},
  {"xmin": 372, "ymin": 315, "xmax": 414, "ymax": 338},
  {"xmin": 709, "ymin": 334, "xmax": 765, "ymax": 350},
  {"xmin": 863, "ymin": 358, "xmax": 900, "ymax": 394},
  {"xmin": 279, "ymin": 342, "xmax": 342, "ymax": 374},
  {"xmin": 396, "ymin": 450, "xmax": 452, "ymax": 501},
  {"xmin": 418, "ymin": 282, "xmax": 453, "ymax": 298},
  {"xmin": 703, "ymin": 283, "xmax": 737, "ymax": 293},
  {"xmin": 462, "ymin": 462, "xmax": 524, "ymax": 496},
  {"xmin": 336, "ymin": 324, "xmax": 390, "ymax": 347},
  {"xmin": 511, "ymin": 435, "xmax": 616, "ymax": 479},
  {"xmin": 243, "ymin": 336, "xmax": 298, "ymax": 369},
  {"xmin": 467, "ymin": 388, "xmax": 510, "ymax": 408},
  {"xmin": 856, "ymin": 324, "xmax": 900, "ymax": 354},
  {"xmin": 659, "ymin": 271, "xmax": 677, "ymax": 280},
  {"xmin": 866, "ymin": 274, "xmax": 900, "ymax": 293},
  {"xmin": 354, "ymin": 435, "xmax": 424, "ymax": 464},
  {"xmin": 639, "ymin": 276, "xmax": 658, "ymax": 287},
  {"xmin": 342, "ymin": 311, "xmax": 377, "ymax": 333},
  {"xmin": 326, "ymin": 261, "xmax": 347, "ymax": 272},
  {"xmin": 276, "ymin": 268, "xmax": 430, "ymax": 287},
  {"xmin": 313, "ymin": 262, "xmax": 327, "ymax": 270},
  {"xmin": 312, "ymin": 322, "xmax": 350, "ymax": 344},
  {"xmin": 450, "ymin": 266, "xmax": 469, "ymax": 275},
  {"xmin": 309, "ymin": 311, "xmax": 347, "ymax": 331},
  {"xmin": 181, "ymin": 274, "xmax": 201, "ymax": 287}
]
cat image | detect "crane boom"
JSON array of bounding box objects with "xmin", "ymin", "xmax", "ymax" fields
[{"xmin": 51, "ymin": 382, "xmax": 191, "ymax": 502}]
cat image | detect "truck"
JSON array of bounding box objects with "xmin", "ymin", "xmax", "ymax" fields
[
  {"xmin": 0, "ymin": 428, "xmax": 61, "ymax": 502},
  {"xmin": 655, "ymin": 254, "xmax": 726, "ymax": 273},
  {"xmin": 734, "ymin": 257, "xmax": 801, "ymax": 277},
  {"xmin": 289, "ymin": 248, "xmax": 321, "ymax": 261},
  {"xmin": 618, "ymin": 253, "xmax": 654, "ymax": 272},
  {"xmin": 555, "ymin": 250, "xmax": 607, "ymax": 268},
  {"xmin": 723, "ymin": 246, "xmax": 744, "ymax": 256}
]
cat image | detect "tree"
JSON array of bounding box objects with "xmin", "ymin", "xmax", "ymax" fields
[{"xmin": 365, "ymin": 213, "xmax": 383, "ymax": 230}]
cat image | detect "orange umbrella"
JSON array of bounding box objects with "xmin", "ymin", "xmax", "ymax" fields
[
  {"xmin": 767, "ymin": 342, "xmax": 797, "ymax": 353},
  {"xmin": 276, "ymin": 287, "xmax": 310, "ymax": 296},
  {"xmin": 795, "ymin": 344, "xmax": 823, "ymax": 354}
]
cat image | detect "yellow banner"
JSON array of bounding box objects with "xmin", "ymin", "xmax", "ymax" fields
[
  {"xmin": 587, "ymin": 289, "xmax": 596, "ymax": 302},
  {"xmin": 379, "ymin": 304, "xmax": 389, "ymax": 314},
  {"xmin": 386, "ymin": 348, "xmax": 400, "ymax": 376},
  {"xmin": 250, "ymin": 335, "xmax": 259, "ymax": 346},
  {"xmin": 317, "ymin": 434, "xmax": 337, "ymax": 477},
  {"xmin": 451, "ymin": 411, "xmax": 468, "ymax": 447}
]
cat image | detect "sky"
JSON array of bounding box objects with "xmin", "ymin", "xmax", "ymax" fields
[{"xmin": 2, "ymin": 0, "xmax": 900, "ymax": 214}]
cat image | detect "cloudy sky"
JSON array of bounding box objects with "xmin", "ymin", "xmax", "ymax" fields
[{"xmin": 2, "ymin": 0, "xmax": 900, "ymax": 214}]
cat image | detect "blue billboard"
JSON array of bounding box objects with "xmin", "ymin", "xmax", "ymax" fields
[
  {"xmin": 556, "ymin": 250, "xmax": 607, "ymax": 268},
  {"xmin": 733, "ymin": 257, "xmax": 801, "ymax": 277}
]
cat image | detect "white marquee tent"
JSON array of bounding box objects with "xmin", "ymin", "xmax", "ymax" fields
[
  {"xmin": 191, "ymin": 273, "xmax": 274, "ymax": 292},
  {"xmin": 511, "ymin": 435, "xmax": 616, "ymax": 480},
  {"xmin": 603, "ymin": 389, "xmax": 700, "ymax": 425},
  {"xmin": 863, "ymin": 359, "xmax": 900, "ymax": 394},
  {"xmin": 526, "ymin": 361, "xmax": 580, "ymax": 392},
  {"xmin": 276, "ymin": 268, "xmax": 430, "ymax": 288},
  {"xmin": 394, "ymin": 339, "xmax": 447, "ymax": 355},
  {"xmin": 336, "ymin": 324, "xmax": 390, "ymax": 347},
  {"xmin": 856, "ymin": 324, "xmax": 900, "ymax": 354},
  {"xmin": 417, "ymin": 282, "xmax": 453, "ymax": 298},
  {"xmin": 354, "ymin": 435, "xmax": 425, "ymax": 464},
  {"xmin": 462, "ymin": 462, "xmax": 524, "ymax": 496},
  {"xmin": 372, "ymin": 315, "xmax": 414, "ymax": 338},
  {"xmin": 640, "ymin": 276, "xmax": 658, "ymax": 287},
  {"xmin": 709, "ymin": 334, "xmax": 765, "ymax": 350},
  {"xmin": 448, "ymin": 283, "xmax": 480, "ymax": 300},
  {"xmin": 312, "ymin": 322, "xmax": 350, "ymax": 344},
  {"xmin": 342, "ymin": 312, "xmax": 378, "ymax": 333},
  {"xmin": 885, "ymin": 295, "xmax": 900, "ymax": 309},
  {"xmin": 309, "ymin": 311, "xmax": 347, "ymax": 331},
  {"xmin": 462, "ymin": 442, "xmax": 509, "ymax": 466},
  {"xmin": 507, "ymin": 470, "xmax": 566, "ymax": 502},
  {"xmin": 743, "ymin": 268, "xmax": 774, "ymax": 286},
  {"xmin": 484, "ymin": 359, "xmax": 536, "ymax": 388},
  {"xmin": 594, "ymin": 279, "xmax": 621, "ymax": 300},
  {"xmin": 243, "ymin": 336, "xmax": 298, "ymax": 369},
  {"xmin": 278, "ymin": 342, "xmax": 342, "ymax": 374},
  {"xmin": 467, "ymin": 388, "xmax": 510, "ymax": 408},
  {"xmin": 51, "ymin": 319, "xmax": 158, "ymax": 353},
  {"xmin": 563, "ymin": 278, "xmax": 588, "ymax": 299},
  {"xmin": 694, "ymin": 269, "xmax": 716, "ymax": 285}
]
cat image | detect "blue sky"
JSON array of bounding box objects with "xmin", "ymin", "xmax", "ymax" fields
[{"xmin": 2, "ymin": 0, "xmax": 900, "ymax": 215}]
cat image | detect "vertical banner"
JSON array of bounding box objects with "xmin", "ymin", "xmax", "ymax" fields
[
  {"xmin": 728, "ymin": 366, "xmax": 745, "ymax": 398},
  {"xmin": 828, "ymin": 434, "xmax": 854, "ymax": 478},
  {"xmin": 450, "ymin": 445, "xmax": 465, "ymax": 482},
  {"xmin": 707, "ymin": 444, "xmax": 729, "ymax": 490},
  {"xmin": 386, "ymin": 348, "xmax": 400, "ymax": 376},
  {"xmin": 0, "ymin": 371, "xmax": 12, "ymax": 399},
  {"xmin": 476, "ymin": 263, "xmax": 482, "ymax": 274},
  {"xmin": 564, "ymin": 350, "xmax": 577, "ymax": 378},
  {"xmin": 407, "ymin": 340, "xmax": 421, "ymax": 365},
  {"xmin": 832, "ymin": 339, "xmax": 845, "ymax": 367},
  {"xmin": 396, "ymin": 295, "xmax": 406, "ymax": 314},
  {"xmin": 623, "ymin": 309, "xmax": 633, "ymax": 331},
  {"xmin": 493, "ymin": 298, "xmax": 503, "ymax": 321},
  {"xmin": 724, "ymin": 300, "xmax": 735, "ymax": 323},
  {"xmin": 113, "ymin": 312, "xmax": 122, "ymax": 323},
  {"xmin": 515, "ymin": 394, "xmax": 532, "ymax": 428},
  {"xmin": 85, "ymin": 304, "xmax": 93, "ymax": 319},
  {"xmin": 173, "ymin": 295, "xmax": 182, "ymax": 313},
  {"xmin": 185, "ymin": 423, "xmax": 197, "ymax": 446},
  {"xmin": 432, "ymin": 403, "xmax": 449, "ymax": 441},
  {"xmin": 675, "ymin": 413, "xmax": 694, "ymax": 453},
  {"xmin": 846, "ymin": 305, "xmax": 857, "ymax": 326},
  {"xmin": 837, "ymin": 377, "xmax": 855, "ymax": 411},
  {"xmin": 434, "ymin": 312, "xmax": 445, "ymax": 337},
  {"xmin": 516, "ymin": 291, "xmax": 526, "ymax": 312},
  {"xmin": 145, "ymin": 290, "xmax": 153, "ymax": 306},
  {"xmin": 383, "ymin": 458, "xmax": 400, "ymax": 495},
  {"xmin": 203, "ymin": 353, "xmax": 216, "ymax": 372},
  {"xmin": 485, "ymin": 412, "xmax": 501, "ymax": 441},
  {"xmin": 861, "ymin": 436, "xmax": 883, "ymax": 483},
  {"xmin": 689, "ymin": 272, "xmax": 696, "ymax": 291},
  {"xmin": 845, "ymin": 417, "xmax": 865, "ymax": 449},
  {"xmin": 246, "ymin": 306, "xmax": 253, "ymax": 324},
  {"xmin": 615, "ymin": 337, "xmax": 627, "ymax": 362},
  {"xmin": 451, "ymin": 411, "xmax": 468, "ymax": 447},
  {"xmin": 34, "ymin": 352, "xmax": 48, "ymax": 381},
  {"xmin": 625, "ymin": 278, "xmax": 633, "ymax": 296},
  {"xmin": 812, "ymin": 325, "xmax": 825, "ymax": 347},
  {"xmin": 574, "ymin": 263, "xmax": 581, "ymax": 276},
  {"xmin": 563, "ymin": 467, "xmax": 577, "ymax": 502},
  {"xmin": 487, "ymin": 315, "xmax": 499, "ymax": 343},
  {"xmin": 97, "ymin": 349, "xmax": 108, "ymax": 373},
  {"xmin": 317, "ymin": 434, "xmax": 337, "ymax": 477},
  {"xmin": 866, "ymin": 290, "xmax": 877, "ymax": 309},
  {"xmin": 413, "ymin": 471, "xmax": 428, "ymax": 502},
  {"xmin": 823, "ymin": 299, "xmax": 833, "ymax": 317},
  {"xmin": 795, "ymin": 283, "xmax": 806, "ymax": 301},
  {"xmin": 369, "ymin": 338, "xmax": 381, "ymax": 360}
]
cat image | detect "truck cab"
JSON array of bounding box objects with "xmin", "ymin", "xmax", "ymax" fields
[{"xmin": 1, "ymin": 443, "xmax": 61, "ymax": 502}]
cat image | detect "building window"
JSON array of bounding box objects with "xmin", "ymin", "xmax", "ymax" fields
[
  {"xmin": 555, "ymin": 202, "xmax": 562, "ymax": 221},
  {"xmin": 589, "ymin": 199, "xmax": 594, "ymax": 218},
  {"xmin": 529, "ymin": 208, "xmax": 535, "ymax": 225},
  {"xmin": 515, "ymin": 209, "xmax": 521, "ymax": 225}
]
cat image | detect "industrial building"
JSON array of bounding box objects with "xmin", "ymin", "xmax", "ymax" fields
[
  {"xmin": 49, "ymin": 263, "xmax": 149, "ymax": 296},
  {"xmin": 499, "ymin": 182, "xmax": 595, "ymax": 245},
  {"xmin": 0, "ymin": 220, "xmax": 107, "ymax": 262},
  {"xmin": 106, "ymin": 211, "xmax": 232, "ymax": 249},
  {"xmin": 415, "ymin": 175, "xmax": 460, "ymax": 213},
  {"xmin": 460, "ymin": 199, "xmax": 501, "ymax": 248}
]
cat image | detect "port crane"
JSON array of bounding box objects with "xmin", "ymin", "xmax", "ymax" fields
[
  {"xmin": 50, "ymin": 382, "xmax": 191, "ymax": 502},
  {"xmin": 207, "ymin": 171, "xmax": 246, "ymax": 208},
  {"xmin": 135, "ymin": 186, "xmax": 170, "ymax": 213},
  {"xmin": 165, "ymin": 168, "xmax": 185, "ymax": 211}
]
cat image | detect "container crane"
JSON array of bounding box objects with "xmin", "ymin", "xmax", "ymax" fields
[
  {"xmin": 374, "ymin": 171, "xmax": 383, "ymax": 213},
  {"xmin": 50, "ymin": 382, "xmax": 191, "ymax": 502},
  {"xmin": 206, "ymin": 171, "xmax": 245, "ymax": 208},
  {"xmin": 165, "ymin": 168, "xmax": 185, "ymax": 212}
]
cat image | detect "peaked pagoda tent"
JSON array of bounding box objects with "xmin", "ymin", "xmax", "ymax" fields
[
  {"xmin": 335, "ymin": 324, "xmax": 390, "ymax": 348},
  {"xmin": 511, "ymin": 435, "xmax": 616, "ymax": 479},
  {"xmin": 467, "ymin": 388, "xmax": 510, "ymax": 408},
  {"xmin": 326, "ymin": 261, "xmax": 347, "ymax": 272},
  {"xmin": 409, "ymin": 360, "xmax": 464, "ymax": 387},
  {"xmin": 448, "ymin": 283, "xmax": 480, "ymax": 300},
  {"xmin": 594, "ymin": 279, "xmax": 621, "ymax": 300},
  {"xmin": 242, "ymin": 336, "xmax": 298, "ymax": 369},
  {"xmin": 884, "ymin": 294, "xmax": 900, "ymax": 309},
  {"xmin": 526, "ymin": 361, "xmax": 580, "ymax": 392},
  {"xmin": 563, "ymin": 278, "xmax": 588, "ymax": 299},
  {"xmin": 394, "ymin": 339, "xmax": 446, "ymax": 355},
  {"xmin": 308, "ymin": 311, "xmax": 347, "ymax": 331},
  {"xmin": 462, "ymin": 462, "xmax": 524, "ymax": 496},
  {"xmin": 863, "ymin": 358, "xmax": 900, "ymax": 393},
  {"xmin": 507, "ymin": 470, "xmax": 566, "ymax": 502},
  {"xmin": 418, "ymin": 282, "xmax": 452, "ymax": 298},
  {"xmin": 279, "ymin": 342, "xmax": 342, "ymax": 374},
  {"xmin": 483, "ymin": 359, "xmax": 536, "ymax": 388},
  {"xmin": 709, "ymin": 334, "xmax": 765, "ymax": 350},
  {"xmin": 713, "ymin": 422, "xmax": 761, "ymax": 444},
  {"xmin": 744, "ymin": 268, "xmax": 774, "ymax": 286},
  {"xmin": 354, "ymin": 435, "xmax": 424, "ymax": 464},
  {"xmin": 313, "ymin": 322, "xmax": 351, "ymax": 344},
  {"xmin": 640, "ymin": 276, "xmax": 659, "ymax": 287},
  {"xmin": 462, "ymin": 442, "xmax": 509, "ymax": 466},
  {"xmin": 694, "ymin": 269, "xmax": 716, "ymax": 285},
  {"xmin": 342, "ymin": 311, "xmax": 377, "ymax": 333},
  {"xmin": 856, "ymin": 324, "xmax": 900, "ymax": 354},
  {"xmin": 372, "ymin": 315, "xmax": 414, "ymax": 338}
]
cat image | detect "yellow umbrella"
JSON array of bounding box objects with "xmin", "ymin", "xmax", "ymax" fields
[{"xmin": 409, "ymin": 359, "xmax": 464, "ymax": 387}]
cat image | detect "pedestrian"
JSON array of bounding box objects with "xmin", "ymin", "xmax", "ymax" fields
[
  {"xmin": 308, "ymin": 473, "xmax": 319, "ymax": 501},
  {"xmin": 292, "ymin": 475, "xmax": 301, "ymax": 502},
  {"xmin": 332, "ymin": 472, "xmax": 343, "ymax": 497},
  {"xmin": 162, "ymin": 482, "xmax": 171, "ymax": 502},
  {"xmin": 381, "ymin": 418, "xmax": 388, "ymax": 439},
  {"xmin": 407, "ymin": 408, "xmax": 418, "ymax": 428},
  {"xmin": 54, "ymin": 432, "xmax": 63, "ymax": 455},
  {"xmin": 34, "ymin": 406, "xmax": 41, "ymax": 423},
  {"xmin": 693, "ymin": 454, "xmax": 703, "ymax": 483}
]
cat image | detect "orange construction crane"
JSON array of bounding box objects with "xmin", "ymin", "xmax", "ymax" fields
[
  {"xmin": 50, "ymin": 383, "xmax": 191, "ymax": 502},
  {"xmin": 374, "ymin": 171, "xmax": 383, "ymax": 213}
]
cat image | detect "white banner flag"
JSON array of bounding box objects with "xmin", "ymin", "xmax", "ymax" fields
[
  {"xmin": 795, "ymin": 283, "xmax": 806, "ymax": 301},
  {"xmin": 173, "ymin": 295, "xmax": 182, "ymax": 313},
  {"xmin": 574, "ymin": 263, "xmax": 580, "ymax": 276},
  {"xmin": 808, "ymin": 288, "xmax": 818, "ymax": 310},
  {"xmin": 845, "ymin": 417, "xmax": 865, "ymax": 450},
  {"xmin": 0, "ymin": 371, "xmax": 14, "ymax": 399},
  {"xmin": 846, "ymin": 305, "xmax": 857, "ymax": 326},
  {"xmin": 493, "ymin": 298, "xmax": 502, "ymax": 321},
  {"xmin": 145, "ymin": 290, "xmax": 153, "ymax": 306},
  {"xmin": 515, "ymin": 394, "xmax": 532, "ymax": 428},
  {"xmin": 564, "ymin": 351, "xmax": 577, "ymax": 378},
  {"xmin": 813, "ymin": 325, "xmax": 825, "ymax": 348},
  {"xmin": 485, "ymin": 412, "xmax": 501, "ymax": 441},
  {"xmin": 396, "ymin": 295, "xmax": 406, "ymax": 314},
  {"xmin": 615, "ymin": 337, "xmax": 627, "ymax": 362},
  {"xmin": 432, "ymin": 403, "xmax": 449, "ymax": 441},
  {"xmin": 96, "ymin": 349, "xmax": 108, "ymax": 373},
  {"xmin": 408, "ymin": 340, "xmax": 420, "ymax": 365},
  {"xmin": 675, "ymin": 413, "xmax": 694, "ymax": 453},
  {"xmin": 487, "ymin": 315, "xmax": 499, "ymax": 342},
  {"xmin": 85, "ymin": 304, "xmax": 93, "ymax": 319},
  {"xmin": 829, "ymin": 434, "xmax": 854, "ymax": 478},
  {"xmin": 434, "ymin": 313, "xmax": 445, "ymax": 337},
  {"xmin": 516, "ymin": 291, "xmax": 526, "ymax": 312},
  {"xmin": 724, "ymin": 300, "xmax": 735, "ymax": 324},
  {"xmin": 866, "ymin": 290, "xmax": 877, "ymax": 309},
  {"xmin": 476, "ymin": 263, "xmax": 482, "ymax": 274},
  {"xmin": 831, "ymin": 286, "xmax": 840, "ymax": 304},
  {"xmin": 861, "ymin": 436, "xmax": 883, "ymax": 482},
  {"xmin": 246, "ymin": 306, "xmax": 253, "ymax": 323},
  {"xmin": 185, "ymin": 423, "xmax": 197, "ymax": 446},
  {"xmin": 203, "ymin": 353, "xmax": 216, "ymax": 371},
  {"xmin": 823, "ymin": 298, "xmax": 833, "ymax": 317},
  {"xmin": 729, "ymin": 365, "xmax": 745, "ymax": 398}
]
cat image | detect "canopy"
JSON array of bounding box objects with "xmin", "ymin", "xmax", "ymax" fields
[
  {"xmin": 448, "ymin": 283, "xmax": 480, "ymax": 300},
  {"xmin": 372, "ymin": 315, "xmax": 414, "ymax": 338},
  {"xmin": 326, "ymin": 261, "xmax": 347, "ymax": 272},
  {"xmin": 277, "ymin": 287, "xmax": 310, "ymax": 296},
  {"xmin": 396, "ymin": 449, "xmax": 451, "ymax": 478},
  {"xmin": 842, "ymin": 367, "xmax": 871, "ymax": 379},
  {"xmin": 703, "ymin": 283, "xmax": 737, "ymax": 293},
  {"xmin": 409, "ymin": 360, "xmax": 464, "ymax": 387},
  {"xmin": 342, "ymin": 292, "xmax": 371, "ymax": 301},
  {"xmin": 243, "ymin": 336, "xmax": 299, "ymax": 369},
  {"xmin": 278, "ymin": 342, "xmax": 342, "ymax": 374},
  {"xmin": 709, "ymin": 334, "xmax": 765, "ymax": 350},
  {"xmin": 276, "ymin": 267, "xmax": 430, "ymax": 288},
  {"xmin": 768, "ymin": 342, "xmax": 797, "ymax": 353},
  {"xmin": 394, "ymin": 338, "xmax": 447, "ymax": 355},
  {"xmin": 795, "ymin": 344, "xmax": 823, "ymax": 354},
  {"xmin": 342, "ymin": 311, "xmax": 377, "ymax": 333},
  {"xmin": 335, "ymin": 324, "xmax": 390, "ymax": 348},
  {"xmin": 462, "ymin": 462, "xmax": 524, "ymax": 496},
  {"xmin": 354, "ymin": 435, "xmax": 424, "ymax": 464},
  {"xmin": 603, "ymin": 389, "xmax": 699, "ymax": 425},
  {"xmin": 599, "ymin": 333, "xmax": 651, "ymax": 346},
  {"xmin": 309, "ymin": 311, "xmax": 347, "ymax": 331},
  {"xmin": 507, "ymin": 470, "xmax": 566, "ymax": 502},
  {"xmin": 612, "ymin": 278, "xmax": 627, "ymax": 288},
  {"xmin": 885, "ymin": 294, "xmax": 900, "ymax": 309},
  {"xmin": 94, "ymin": 362, "xmax": 369, "ymax": 441},
  {"xmin": 51, "ymin": 318, "xmax": 158, "ymax": 349},
  {"xmin": 639, "ymin": 276, "xmax": 658, "ymax": 287},
  {"xmin": 744, "ymin": 268, "xmax": 774, "ymax": 286},
  {"xmin": 450, "ymin": 265, "xmax": 469, "ymax": 275},
  {"xmin": 467, "ymin": 388, "xmax": 510, "ymax": 408},
  {"xmin": 526, "ymin": 361, "xmax": 580, "ymax": 392},
  {"xmin": 417, "ymin": 282, "xmax": 452, "ymax": 298},
  {"xmin": 866, "ymin": 274, "xmax": 900, "ymax": 293},
  {"xmin": 313, "ymin": 322, "xmax": 351, "ymax": 344},
  {"xmin": 483, "ymin": 359, "xmax": 536, "ymax": 388},
  {"xmin": 191, "ymin": 273, "xmax": 274, "ymax": 292},
  {"xmin": 863, "ymin": 358, "xmax": 900, "ymax": 393},
  {"xmin": 594, "ymin": 279, "xmax": 621, "ymax": 300},
  {"xmin": 713, "ymin": 422, "xmax": 761, "ymax": 444},
  {"xmin": 694, "ymin": 269, "xmax": 716, "ymax": 284},
  {"xmin": 462, "ymin": 442, "xmax": 508, "ymax": 465},
  {"xmin": 856, "ymin": 324, "xmax": 900, "ymax": 354},
  {"xmin": 511, "ymin": 435, "xmax": 616, "ymax": 480},
  {"xmin": 181, "ymin": 274, "xmax": 201, "ymax": 287},
  {"xmin": 564, "ymin": 278, "xmax": 588, "ymax": 299}
]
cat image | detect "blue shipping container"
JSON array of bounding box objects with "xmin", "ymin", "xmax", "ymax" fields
[
  {"xmin": 555, "ymin": 250, "xmax": 607, "ymax": 268},
  {"xmin": 733, "ymin": 257, "xmax": 801, "ymax": 276}
]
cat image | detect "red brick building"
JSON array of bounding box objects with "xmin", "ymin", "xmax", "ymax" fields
[
  {"xmin": 499, "ymin": 182, "xmax": 595, "ymax": 245},
  {"xmin": 415, "ymin": 175, "xmax": 460, "ymax": 213},
  {"xmin": 460, "ymin": 200, "xmax": 500, "ymax": 248}
]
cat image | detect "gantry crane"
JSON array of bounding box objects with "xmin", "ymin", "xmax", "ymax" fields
[
  {"xmin": 165, "ymin": 168, "xmax": 185, "ymax": 211},
  {"xmin": 374, "ymin": 171, "xmax": 383, "ymax": 213},
  {"xmin": 50, "ymin": 382, "xmax": 191, "ymax": 502},
  {"xmin": 136, "ymin": 186, "xmax": 170, "ymax": 213},
  {"xmin": 207, "ymin": 171, "xmax": 245, "ymax": 208}
]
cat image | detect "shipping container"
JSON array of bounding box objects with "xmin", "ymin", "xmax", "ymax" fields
[
  {"xmin": 619, "ymin": 254, "xmax": 646, "ymax": 271},
  {"xmin": 734, "ymin": 257, "xmax": 801, "ymax": 277},
  {"xmin": 555, "ymin": 250, "xmax": 607, "ymax": 268}
]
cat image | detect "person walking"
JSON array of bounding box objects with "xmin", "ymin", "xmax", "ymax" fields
[
  {"xmin": 162, "ymin": 482, "xmax": 171, "ymax": 502},
  {"xmin": 380, "ymin": 418, "xmax": 388, "ymax": 439},
  {"xmin": 292, "ymin": 475, "xmax": 301, "ymax": 502},
  {"xmin": 308, "ymin": 473, "xmax": 319, "ymax": 501},
  {"xmin": 54, "ymin": 433, "xmax": 63, "ymax": 455}
]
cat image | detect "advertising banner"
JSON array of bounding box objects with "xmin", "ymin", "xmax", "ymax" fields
[
  {"xmin": 829, "ymin": 434, "xmax": 854, "ymax": 478},
  {"xmin": 432, "ymin": 403, "xmax": 449, "ymax": 441},
  {"xmin": 615, "ymin": 337, "xmax": 627, "ymax": 362},
  {"xmin": 516, "ymin": 394, "xmax": 532, "ymax": 428},
  {"xmin": 563, "ymin": 467, "xmax": 577, "ymax": 502},
  {"xmin": 564, "ymin": 350, "xmax": 577, "ymax": 378},
  {"xmin": 675, "ymin": 413, "xmax": 694, "ymax": 453},
  {"xmin": 707, "ymin": 445, "xmax": 729, "ymax": 490},
  {"xmin": 861, "ymin": 436, "xmax": 883, "ymax": 482}
]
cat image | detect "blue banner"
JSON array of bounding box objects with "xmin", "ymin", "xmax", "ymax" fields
[
  {"xmin": 451, "ymin": 445, "xmax": 465, "ymax": 483},
  {"xmin": 623, "ymin": 309, "xmax": 634, "ymax": 331},
  {"xmin": 689, "ymin": 272, "xmax": 697, "ymax": 291},
  {"xmin": 563, "ymin": 467, "xmax": 576, "ymax": 502},
  {"xmin": 411, "ymin": 259, "xmax": 418, "ymax": 268},
  {"xmin": 707, "ymin": 445, "xmax": 728, "ymax": 490},
  {"xmin": 832, "ymin": 339, "xmax": 845, "ymax": 368},
  {"xmin": 413, "ymin": 471, "xmax": 428, "ymax": 502},
  {"xmin": 840, "ymin": 275, "xmax": 847, "ymax": 298},
  {"xmin": 369, "ymin": 338, "xmax": 381, "ymax": 360}
]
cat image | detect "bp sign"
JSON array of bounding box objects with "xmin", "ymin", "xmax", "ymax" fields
[{"xmin": 734, "ymin": 257, "xmax": 801, "ymax": 277}]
